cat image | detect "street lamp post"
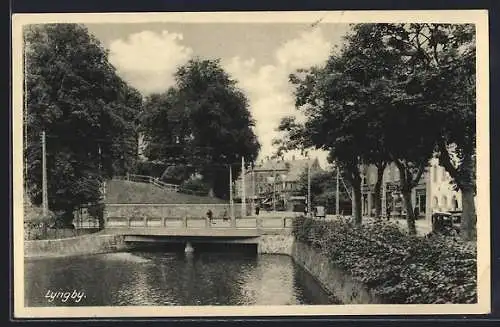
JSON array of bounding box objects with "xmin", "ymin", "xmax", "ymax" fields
[
  {"xmin": 241, "ymin": 156, "xmax": 246, "ymax": 217},
  {"xmin": 229, "ymin": 164, "xmax": 234, "ymax": 223}
]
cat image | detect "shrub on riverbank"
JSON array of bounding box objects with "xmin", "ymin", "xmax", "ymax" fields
[{"xmin": 292, "ymin": 216, "xmax": 477, "ymax": 304}]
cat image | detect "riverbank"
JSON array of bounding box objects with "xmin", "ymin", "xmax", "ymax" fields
[
  {"xmin": 256, "ymin": 233, "xmax": 382, "ymax": 304},
  {"xmin": 292, "ymin": 216, "xmax": 477, "ymax": 304},
  {"xmin": 25, "ymin": 217, "xmax": 476, "ymax": 304},
  {"xmin": 22, "ymin": 231, "xmax": 392, "ymax": 304},
  {"xmin": 24, "ymin": 231, "xmax": 362, "ymax": 304},
  {"xmin": 24, "ymin": 232, "xmax": 129, "ymax": 259}
]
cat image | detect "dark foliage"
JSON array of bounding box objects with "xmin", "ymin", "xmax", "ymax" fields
[{"xmin": 292, "ymin": 216, "xmax": 477, "ymax": 304}]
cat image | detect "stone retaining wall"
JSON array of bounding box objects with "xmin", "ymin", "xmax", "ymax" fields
[
  {"xmin": 257, "ymin": 234, "xmax": 294, "ymax": 255},
  {"xmin": 24, "ymin": 233, "xmax": 130, "ymax": 258},
  {"xmin": 291, "ymin": 240, "xmax": 383, "ymax": 304}
]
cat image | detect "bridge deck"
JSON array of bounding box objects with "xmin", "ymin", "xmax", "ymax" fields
[{"xmin": 104, "ymin": 227, "xmax": 262, "ymax": 237}]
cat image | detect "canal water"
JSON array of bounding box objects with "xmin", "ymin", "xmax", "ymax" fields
[{"xmin": 25, "ymin": 249, "xmax": 338, "ymax": 306}]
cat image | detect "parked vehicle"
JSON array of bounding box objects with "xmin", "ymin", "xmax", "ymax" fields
[
  {"xmin": 431, "ymin": 211, "xmax": 460, "ymax": 236},
  {"xmin": 448, "ymin": 210, "xmax": 462, "ymax": 224},
  {"xmin": 314, "ymin": 206, "xmax": 326, "ymax": 219}
]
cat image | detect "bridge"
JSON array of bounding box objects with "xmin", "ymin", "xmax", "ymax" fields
[
  {"xmin": 104, "ymin": 215, "xmax": 295, "ymax": 251},
  {"xmin": 101, "ymin": 178, "xmax": 296, "ymax": 252}
]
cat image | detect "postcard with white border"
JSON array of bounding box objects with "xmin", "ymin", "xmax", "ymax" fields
[{"xmin": 12, "ymin": 10, "xmax": 490, "ymax": 318}]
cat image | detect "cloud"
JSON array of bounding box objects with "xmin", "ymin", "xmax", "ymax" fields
[
  {"xmin": 109, "ymin": 30, "xmax": 193, "ymax": 95},
  {"xmin": 107, "ymin": 27, "xmax": 333, "ymax": 167},
  {"xmin": 224, "ymin": 28, "xmax": 332, "ymax": 165},
  {"xmin": 275, "ymin": 29, "xmax": 333, "ymax": 71}
]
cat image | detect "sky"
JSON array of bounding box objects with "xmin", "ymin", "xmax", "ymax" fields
[{"xmin": 85, "ymin": 22, "xmax": 352, "ymax": 168}]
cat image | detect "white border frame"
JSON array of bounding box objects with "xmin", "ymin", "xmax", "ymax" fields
[{"xmin": 12, "ymin": 10, "xmax": 490, "ymax": 318}]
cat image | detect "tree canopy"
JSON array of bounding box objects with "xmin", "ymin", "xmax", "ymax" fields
[
  {"xmin": 140, "ymin": 58, "xmax": 260, "ymax": 199},
  {"xmin": 24, "ymin": 24, "xmax": 142, "ymax": 225},
  {"xmin": 278, "ymin": 23, "xmax": 476, "ymax": 237}
]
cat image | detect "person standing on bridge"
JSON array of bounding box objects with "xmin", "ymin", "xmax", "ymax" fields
[{"xmin": 207, "ymin": 209, "xmax": 214, "ymax": 224}]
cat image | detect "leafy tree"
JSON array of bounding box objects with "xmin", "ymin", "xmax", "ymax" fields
[
  {"xmin": 372, "ymin": 24, "xmax": 476, "ymax": 239},
  {"xmin": 280, "ymin": 23, "xmax": 476, "ymax": 237},
  {"xmin": 24, "ymin": 24, "xmax": 141, "ymax": 225},
  {"xmin": 279, "ymin": 28, "xmax": 397, "ymax": 225},
  {"xmin": 141, "ymin": 59, "xmax": 260, "ymax": 198}
]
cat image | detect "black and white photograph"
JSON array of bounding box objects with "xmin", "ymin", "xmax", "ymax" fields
[{"xmin": 12, "ymin": 10, "xmax": 490, "ymax": 317}]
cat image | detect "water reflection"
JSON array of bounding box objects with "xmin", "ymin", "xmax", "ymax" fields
[{"xmin": 25, "ymin": 251, "xmax": 336, "ymax": 306}]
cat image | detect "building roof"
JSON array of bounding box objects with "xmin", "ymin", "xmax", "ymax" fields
[
  {"xmin": 254, "ymin": 159, "xmax": 288, "ymax": 171},
  {"xmin": 252, "ymin": 158, "xmax": 322, "ymax": 182}
]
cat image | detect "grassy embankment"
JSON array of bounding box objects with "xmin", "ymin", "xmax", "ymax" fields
[{"xmin": 105, "ymin": 179, "xmax": 227, "ymax": 204}]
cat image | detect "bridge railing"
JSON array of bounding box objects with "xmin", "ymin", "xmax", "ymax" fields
[{"xmin": 105, "ymin": 216, "xmax": 294, "ymax": 229}]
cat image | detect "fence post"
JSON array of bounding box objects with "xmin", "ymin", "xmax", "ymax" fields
[
  {"xmin": 183, "ymin": 216, "xmax": 188, "ymax": 228},
  {"xmin": 161, "ymin": 217, "xmax": 166, "ymax": 228},
  {"xmin": 144, "ymin": 217, "xmax": 148, "ymax": 227},
  {"xmin": 127, "ymin": 217, "xmax": 131, "ymax": 228}
]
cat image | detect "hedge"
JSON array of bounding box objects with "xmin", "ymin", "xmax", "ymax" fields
[{"xmin": 292, "ymin": 216, "xmax": 477, "ymax": 304}]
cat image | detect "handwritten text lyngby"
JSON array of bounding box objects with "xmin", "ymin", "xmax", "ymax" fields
[{"xmin": 45, "ymin": 290, "xmax": 86, "ymax": 303}]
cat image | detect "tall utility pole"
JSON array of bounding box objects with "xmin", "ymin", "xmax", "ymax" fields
[
  {"xmin": 24, "ymin": 38, "xmax": 29, "ymax": 193},
  {"xmin": 251, "ymin": 164, "xmax": 255, "ymax": 215},
  {"xmin": 241, "ymin": 156, "xmax": 246, "ymax": 217},
  {"xmin": 307, "ymin": 159, "xmax": 311, "ymax": 218},
  {"xmin": 336, "ymin": 166, "xmax": 340, "ymax": 216},
  {"xmin": 381, "ymin": 168, "xmax": 387, "ymax": 218},
  {"xmin": 272, "ymin": 162, "xmax": 276, "ymax": 212},
  {"xmin": 41, "ymin": 131, "xmax": 48, "ymax": 216},
  {"xmin": 229, "ymin": 164, "xmax": 234, "ymax": 220}
]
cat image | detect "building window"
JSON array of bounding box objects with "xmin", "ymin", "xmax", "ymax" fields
[
  {"xmin": 452, "ymin": 195, "xmax": 459, "ymax": 210},
  {"xmin": 432, "ymin": 196, "xmax": 439, "ymax": 209},
  {"xmin": 433, "ymin": 166, "xmax": 438, "ymax": 183},
  {"xmin": 416, "ymin": 190, "xmax": 426, "ymax": 214},
  {"xmin": 442, "ymin": 167, "xmax": 447, "ymax": 181}
]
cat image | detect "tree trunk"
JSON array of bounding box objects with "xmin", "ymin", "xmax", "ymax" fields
[
  {"xmin": 402, "ymin": 189, "xmax": 417, "ymax": 235},
  {"xmin": 437, "ymin": 141, "xmax": 476, "ymax": 240},
  {"xmin": 373, "ymin": 165, "xmax": 385, "ymax": 218},
  {"xmin": 461, "ymin": 187, "xmax": 476, "ymax": 241},
  {"xmin": 353, "ymin": 183, "xmax": 362, "ymax": 226}
]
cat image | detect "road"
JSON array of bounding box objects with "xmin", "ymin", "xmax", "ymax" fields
[{"xmin": 255, "ymin": 211, "xmax": 432, "ymax": 236}]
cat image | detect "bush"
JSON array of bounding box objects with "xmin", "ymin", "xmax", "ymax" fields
[
  {"xmin": 160, "ymin": 165, "xmax": 192, "ymax": 184},
  {"xmin": 86, "ymin": 203, "xmax": 105, "ymax": 229},
  {"xmin": 133, "ymin": 161, "xmax": 167, "ymax": 178},
  {"xmin": 179, "ymin": 178, "xmax": 210, "ymax": 196},
  {"xmin": 292, "ymin": 217, "xmax": 477, "ymax": 304}
]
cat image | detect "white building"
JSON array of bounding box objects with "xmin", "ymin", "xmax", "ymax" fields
[{"xmin": 360, "ymin": 157, "xmax": 462, "ymax": 222}]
